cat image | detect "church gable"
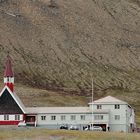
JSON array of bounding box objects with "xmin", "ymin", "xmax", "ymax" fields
[{"xmin": 0, "ymin": 88, "xmax": 23, "ymax": 114}]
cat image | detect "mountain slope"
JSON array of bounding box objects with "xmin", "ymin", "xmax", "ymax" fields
[{"xmin": 0, "ymin": 0, "xmax": 140, "ymax": 96}]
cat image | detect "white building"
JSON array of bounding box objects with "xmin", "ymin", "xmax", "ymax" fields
[
  {"xmin": 88, "ymin": 96, "xmax": 135, "ymax": 132},
  {"xmin": 25, "ymin": 96, "xmax": 135, "ymax": 132}
]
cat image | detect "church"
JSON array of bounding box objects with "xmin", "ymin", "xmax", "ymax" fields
[{"xmin": 0, "ymin": 55, "xmax": 135, "ymax": 132}]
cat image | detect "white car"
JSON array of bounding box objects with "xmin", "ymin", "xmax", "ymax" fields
[
  {"xmin": 85, "ymin": 126, "xmax": 102, "ymax": 131},
  {"xmin": 69, "ymin": 125, "xmax": 79, "ymax": 130},
  {"xmin": 18, "ymin": 121, "xmax": 26, "ymax": 127}
]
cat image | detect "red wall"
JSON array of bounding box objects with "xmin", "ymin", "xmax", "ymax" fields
[{"xmin": 0, "ymin": 121, "xmax": 20, "ymax": 125}]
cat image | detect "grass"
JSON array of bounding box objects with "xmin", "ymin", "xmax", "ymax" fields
[{"xmin": 0, "ymin": 128, "xmax": 140, "ymax": 140}]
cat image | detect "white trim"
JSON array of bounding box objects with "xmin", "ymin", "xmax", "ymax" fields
[
  {"xmin": 4, "ymin": 77, "xmax": 14, "ymax": 83},
  {"xmin": 0, "ymin": 86, "xmax": 26, "ymax": 113}
]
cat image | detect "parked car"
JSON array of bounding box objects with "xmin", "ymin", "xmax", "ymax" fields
[
  {"xmin": 84, "ymin": 126, "xmax": 102, "ymax": 131},
  {"xmin": 69, "ymin": 125, "xmax": 79, "ymax": 130},
  {"xmin": 60, "ymin": 124, "xmax": 68, "ymax": 130},
  {"xmin": 18, "ymin": 121, "xmax": 26, "ymax": 127}
]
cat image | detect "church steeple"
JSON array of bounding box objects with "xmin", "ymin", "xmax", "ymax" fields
[{"xmin": 4, "ymin": 54, "xmax": 14, "ymax": 92}]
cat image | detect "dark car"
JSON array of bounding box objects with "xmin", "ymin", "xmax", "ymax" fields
[{"xmin": 60, "ymin": 124, "xmax": 68, "ymax": 130}]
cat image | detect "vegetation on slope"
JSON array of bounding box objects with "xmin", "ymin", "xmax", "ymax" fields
[
  {"xmin": 0, "ymin": 0, "xmax": 140, "ymax": 124},
  {"xmin": 0, "ymin": 0, "xmax": 140, "ymax": 93}
]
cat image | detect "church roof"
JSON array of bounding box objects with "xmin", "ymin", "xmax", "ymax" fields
[
  {"xmin": 0, "ymin": 86, "xmax": 26, "ymax": 113},
  {"xmin": 4, "ymin": 54, "xmax": 13, "ymax": 77}
]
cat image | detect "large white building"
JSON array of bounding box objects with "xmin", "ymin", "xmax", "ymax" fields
[
  {"xmin": 0, "ymin": 55, "xmax": 135, "ymax": 132},
  {"xmin": 25, "ymin": 96, "xmax": 135, "ymax": 132}
]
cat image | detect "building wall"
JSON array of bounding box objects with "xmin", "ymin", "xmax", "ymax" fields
[
  {"xmin": 0, "ymin": 114, "xmax": 24, "ymax": 125},
  {"xmin": 27, "ymin": 102, "xmax": 135, "ymax": 132},
  {"xmin": 35, "ymin": 112, "xmax": 110, "ymax": 130},
  {"xmin": 0, "ymin": 114, "xmax": 23, "ymax": 121},
  {"xmin": 90, "ymin": 103, "xmax": 132, "ymax": 132},
  {"xmin": 37, "ymin": 113, "xmax": 90, "ymax": 125}
]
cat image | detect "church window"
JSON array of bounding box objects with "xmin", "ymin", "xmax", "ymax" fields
[
  {"xmin": 15, "ymin": 115, "xmax": 20, "ymax": 120},
  {"xmin": 4, "ymin": 115, "xmax": 9, "ymax": 120}
]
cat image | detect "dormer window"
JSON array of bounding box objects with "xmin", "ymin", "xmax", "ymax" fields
[
  {"xmin": 97, "ymin": 105, "xmax": 102, "ymax": 109},
  {"xmin": 115, "ymin": 104, "xmax": 120, "ymax": 109}
]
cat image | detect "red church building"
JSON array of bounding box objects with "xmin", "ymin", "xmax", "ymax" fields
[
  {"xmin": 0, "ymin": 54, "xmax": 26, "ymax": 125},
  {"xmin": 0, "ymin": 55, "xmax": 41, "ymax": 126}
]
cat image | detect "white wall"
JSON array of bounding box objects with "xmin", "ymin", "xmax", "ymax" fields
[
  {"xmin": 0, "ymin": 114, "xmax": 23, "ymax": 121},
  {"xmin": 37, "ymin": 113, "xmax": 91, "ymax": 125},
  {"xmin": 90, "ymin": 103, "xmax": 131, "ymax": 132},
  {"xmin": 35, "ymin": 102, "xmax": 134, "ymax": 132}
]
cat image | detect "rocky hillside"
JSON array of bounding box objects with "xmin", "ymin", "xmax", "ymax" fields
[{"xmin": 0, "ymin": 0, "xmax": 140, "ymax": 96}]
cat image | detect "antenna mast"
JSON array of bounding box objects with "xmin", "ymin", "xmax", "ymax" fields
[{"xmin": 91, "ymin": 78, "xmax": 94, "ymax": 127}]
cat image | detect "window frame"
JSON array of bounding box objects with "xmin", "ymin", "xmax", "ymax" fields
[
  {"xmin": 70, "ymin": 115, "xmax": 76, "ymax": 121},
  {"xmin": 51, "ymin": 116, "xmax": 56, "ymax": 120},
  {"xmin": 115, "ymin": 104, "xmax": 120, "ymax": 109},
  {"xmin": 41, "ymin": 116, "xmax": 46, "ymax": 121},
  {"xmin": 115, "ymin": 115, "xmax": 120, "ymax": 120},
  {"xmin": 80, "ymin": 115, "xmax": 85, "ymax": 120},
  {"xmin": 61, "ymin": 115, "xmax": 66, "ymax": 121},
  {"xmin": 15, "ymin": 115, "xmax": 20, "ymax": 120},
  {"xmin": 94, "ymin": 115, "xmax": 104, "ymax": 120},
  {"xmin": 4, "ymin": 115, "xmax": 9, "ymax": 121},
  {"xmin": 97, "ymin": 105, "xmax": 102, "ymax": 109}
]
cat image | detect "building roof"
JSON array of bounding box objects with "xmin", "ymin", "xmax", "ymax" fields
[
  {"xmin": 89, "ymin": 96, "xmax": 127, "ymax": 105},
  {"xmin": 0, "ymin": 86, "xmax": 26, "ymax": 113},
  {"xmin": 26, "ymin": 107, "xmax": 91, "ymax": 114},
  {"xmin": 4, "ymin": 54, "xmax": 13, "ymax": 77}
]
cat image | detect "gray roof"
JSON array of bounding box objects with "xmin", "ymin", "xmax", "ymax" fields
[
  {"xmin": 26, "ymin": 107, "xmax": 109, "ymax": 114},
  {"xmin": 89, "ymin": 96, "xmax": 127, "ymax": 105},
  {"xmin": 26, "ymin": 107, "xmax": 91, "ymax": 114}
]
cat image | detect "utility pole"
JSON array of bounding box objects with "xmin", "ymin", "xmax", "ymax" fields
[{"xmin": 91, "ymin": 78, "xmax": 94, "ymax": 128}]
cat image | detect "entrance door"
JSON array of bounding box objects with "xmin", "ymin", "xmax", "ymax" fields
[{"xmin": 25, "ymin": 115, "xmax": 36, "ymax": 126}]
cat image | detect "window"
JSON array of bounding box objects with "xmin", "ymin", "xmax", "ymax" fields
[
  {"xmin": 4, "ymin": 115, "xmax": 9, "ymax": 120},
  {"xmin": 15, "ymin": 115, "xmax": 20, "ymax": 120},
  {"xmin": 115, "ymin": 115, "xmax": 120, "ymax": 120},
  {"xmin": 61, "ymin": 115, "xmax": 66, "ymax": 121},
  {"xmin": 41, "ymin": 116, "xmax": 46, "ymax": 121},
  {"xmin": 51, "ymin": 116, "xmax": 56, "ymax": 120},
  {"xmin": 80, "ymin": 115, "xmax": 85, "ymax": 120},
  {"xmin": 94, "ymin": 115, "xmax": 103, "ymax": 120},
  {"xmin": 97, "ymin": 105, "xmax": 102, "ymax": 109},
  {"xmin": 71, "ymin": 115, "xmax": 76, "ymax": 121},
  {"xmin": 7, "ymin": 77, "xmax": 9, "ymax": 82},
  {"xmin": 115, "ymin": 104, "xmax": 120, "ymax": 109}
]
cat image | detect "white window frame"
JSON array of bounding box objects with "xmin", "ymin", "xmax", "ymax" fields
[
  {"xmin": 97, "ymin": 105, "xmax": 102, "ymax": 109},
  {"xmin": 115, "ymin": 104, "xmax": 120, "ymax": 109},
  {"xmin": 94, "ymin": 115, "xmax": 103, "ymax": 120},
  {"xmin": 41, "ymin": 116, "xmax": 46, "ymax": 121},
  {"xmin": 80, "ymin": 115, "xmax": 85, "ymax": 120},
  {"xmin": 61, "ymin": 115, "xmax": 66, "ymax": 121},
  {"xmin": 15, "ymin": 115, "xmax": 20, "ymax": 120},
  {"xmin": 51, "ymin": 116, "xmax": 56, "ymax": 120},
  {"xmin": 115, "ymin": 115, "xmax": 120, "ymax": 120},
  {"xmin": 71, "ymin": 115, "xmax": 76, "ymax": 121},
  {"xmin": 4, "ymin": 115, "xmax": 9, "ymax": 120}
]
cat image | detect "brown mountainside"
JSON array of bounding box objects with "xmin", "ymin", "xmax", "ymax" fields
[{"xmin": 0, "ymin": 0, "xmax": 140, "ymax": 97}]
